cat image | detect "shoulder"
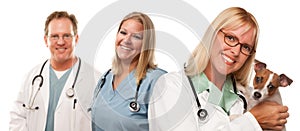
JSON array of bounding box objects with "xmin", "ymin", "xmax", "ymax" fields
[
  {"xmin": 141, "ymin": 68, "xmax": 167, "ymax": 86},
  {"xmin": 26, "ymin": 60, "xmax": 49, "ymax": 76},
  {"xmin": 159, "ymin": 70, "xmax": 186, "ymax": 81},
  {"xmin": 81, "ymin": 60, "xmax": 97, "ymax": 71},
  {"xmin": 154, "ymin": 70, "xmax": 188, "ymax": 88},
  {"xmin": 80, "ymin": 60, "xmax": 101, "ymax": 79},
  {"xmin": 144, "ymin": 68, "xmax": 167, "ymax": 80},
  {"xmin": 147, "ymin": 67, "xmax": 168, "ymax": 76},
  {"xmin": 148, "ymin": 67, "xmax": 168, "ymax": 74}
]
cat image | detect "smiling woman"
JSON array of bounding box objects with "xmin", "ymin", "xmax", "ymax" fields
[
  {"xmin": 115, "ymin": 19, "xmax": 143, "ymax": 68},
  {"xmin": 90, "ymin": 12, "xmax": 167, "ymax": 131},
  {"xmin": 148, "ymin": 7, "xmax": 288, "ymax": 131}
]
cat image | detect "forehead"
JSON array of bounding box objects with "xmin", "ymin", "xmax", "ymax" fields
[
  {"xmin": 121, "ymin": 19, "xmax": 144, "ymax": 33},
  {"xmin": 48, "ymin": 18, "xmax": 73, "ymax": 34}
]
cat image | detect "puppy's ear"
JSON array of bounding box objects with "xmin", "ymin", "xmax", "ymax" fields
[
  {"xmin": 254, "ymin": 62, "xmax": 267, "ymax": 72},
  {"xmin": 279, "ymin": 74, "xmax": 293, "ymax": 87}
]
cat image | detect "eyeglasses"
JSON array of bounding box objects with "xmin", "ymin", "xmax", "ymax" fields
[
  {"xmin": 48, "ymin": 34, "xmax": 74, "ymax": 41},
  {"xmin": 220, "ymin": 30, "xmax": 255, "ymax": 56}
]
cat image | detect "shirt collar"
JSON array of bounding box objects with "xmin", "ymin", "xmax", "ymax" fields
[{"xmin": 191, "ymin": 73, "xmax": 238, "ymax": 114}]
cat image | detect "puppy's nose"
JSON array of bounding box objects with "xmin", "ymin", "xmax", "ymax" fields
[{"xmin": 254, "ymin": 92, "xmax": 262, "ymax": 99}]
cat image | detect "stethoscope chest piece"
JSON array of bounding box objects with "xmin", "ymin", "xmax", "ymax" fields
[
  {"xmin": 66, "ymin": 88, "xmax": 75, "ymax": 97},
  {"xmin": 129, "ymin": 101, "xmax": 140, "ymax": 112},
  {"xmin": 197, "ymin": 108, "xmax": 208, "ymax": 121}
]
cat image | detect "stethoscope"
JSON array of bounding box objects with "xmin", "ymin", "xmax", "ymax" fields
[
  {"xmin": 93, "ymin": 69, "xmax": 143, "ymax": 112},
  {"xmin": 186, "ymin": 73, "xmax": 247, "ymax": 121},
  {"xmin": 22, "ymin": 58, "xmax": 81, "ymax": 110}
]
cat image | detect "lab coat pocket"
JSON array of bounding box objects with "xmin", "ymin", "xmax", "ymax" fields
[{"xmin": 73, "ymin": 101, "xmax": 92, "ymax": 131}]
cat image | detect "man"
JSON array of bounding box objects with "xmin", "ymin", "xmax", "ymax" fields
[{"xmin": 9, "ymin": 11, "xmax": 99, "ymax": 131}]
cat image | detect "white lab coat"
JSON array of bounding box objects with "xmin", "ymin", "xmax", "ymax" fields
[
  {"xmin": 9, "ymin": 60, "xmax": 100, "ymax": 131},
  {"xmin": 148, "ymin": 71, "xmax": 262, "ymax": 131}
]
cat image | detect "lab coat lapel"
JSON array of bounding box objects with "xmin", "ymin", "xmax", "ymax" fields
[
  {"xmin": 75, "ymin": 62, "xmax": 99, "ymax": 111},
  {"xmin": 40, "ymin": 62, "xmax": 50, "ymax": 114}
]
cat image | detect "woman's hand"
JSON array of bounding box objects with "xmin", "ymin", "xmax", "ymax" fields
[{"xmin": 250, "ymin": 101, "xmax": 289, "ymax": 130}]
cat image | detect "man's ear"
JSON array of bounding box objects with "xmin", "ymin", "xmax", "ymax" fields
[
  {"xmin": 75, "ymin": 34, "xmax": 79, "ymax": 46},
  {"xmin": 44, "ymin": 35, "xmax": 49, "ymax": 47}
]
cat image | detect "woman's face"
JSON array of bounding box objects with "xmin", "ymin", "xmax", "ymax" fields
[
  {"xmin": 115, "ymin": 19, "xmax": 144, "ymax": 64},
  {"xmin": 210, "ymin": 25, "xmax": 255, "ymax": 76}
]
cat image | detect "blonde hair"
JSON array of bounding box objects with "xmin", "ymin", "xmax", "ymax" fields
[
  {"xmin": 111, "ymin": 12, "xmax": 157, "ymax": 85},
  {"xmin": 185, "ymin": 7, "xmax": 259, "ymax": 87}
]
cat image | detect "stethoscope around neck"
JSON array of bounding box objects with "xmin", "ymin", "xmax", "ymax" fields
[
  {"xmin": 22, "ymin": 58, "xmax": 81, "ymax": 110},
  {"xmin": 186, "ymin": 73, "xmax": 247, "ymax": 121},
  {"xmin": 93, "ymin": 69, "xmax": 142, "ymax": 112}
]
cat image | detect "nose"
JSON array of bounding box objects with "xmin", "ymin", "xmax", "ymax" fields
[
  {"xmin": 230, "ymin": 44, "xmax": 241, "ymax": 55},
  {"xmin": 253, "ymin": 91, "xmax": 262, "ymax": 99},
  {"xmin": 57, "ymin": 37, "xmax": 65, "ymax": 45},
  {"xmin": 123, "ymin": 35, "xmax": 132, "ymax": 44}
]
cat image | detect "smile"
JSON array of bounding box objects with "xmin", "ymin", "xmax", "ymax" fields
[
  {"xmin": 222, "ymin": 53, "xmax": 235, "ymax": 64},
  {"xmin": 56, "ymin": 48, "xmax": 67, "ymax": 51},
  {"xmin": 120, "ymin": 45, "xmax": 133, "ymax": 51}
]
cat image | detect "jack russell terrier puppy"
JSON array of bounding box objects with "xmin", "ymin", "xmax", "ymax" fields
[
  {"xmin": 234, "ymin": 60, "xmax": 293, "ymax": 131},
  {"xmin": 246, "ymin": 60, "xmax": 293, "ymax": 110}
]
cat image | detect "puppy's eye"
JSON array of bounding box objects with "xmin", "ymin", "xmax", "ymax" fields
[
  {"xmin": 255, "ymin": 77, "xmax": 263, "ymax": 83},
  {"xmin": 267, "ymin": 83, "xmax": 275, "ymax": 90}
]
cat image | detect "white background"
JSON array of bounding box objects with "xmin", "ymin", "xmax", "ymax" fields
[{"xmin": 1, "ymin": 0, "xmax": 299, "ymax": 130}]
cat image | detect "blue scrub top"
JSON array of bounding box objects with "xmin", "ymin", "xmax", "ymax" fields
[{"xmin": 91, "ymin": 68, "xmax": 166, "ymax": 131}]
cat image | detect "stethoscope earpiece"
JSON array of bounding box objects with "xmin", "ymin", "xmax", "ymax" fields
[{"xmin": 129, "ymin": 101, "xmax": 140, "ymax": 112}]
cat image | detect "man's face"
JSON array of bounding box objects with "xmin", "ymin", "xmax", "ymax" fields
[{"xmin": 44, "ymin": 18, "xmax": 78, "ymax": 63}]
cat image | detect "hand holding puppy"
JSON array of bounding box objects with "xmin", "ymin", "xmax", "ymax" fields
[{"xmin": 250, "ymin": 101, "xmax": 289, "ymax": 130}]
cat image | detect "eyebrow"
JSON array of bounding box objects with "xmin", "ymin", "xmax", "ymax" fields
[
  {"xmin": 221, "ymin": 30, "xmax": 252, "ymax": 46},
  {"xmin": 120, "ymin": 28, "xmax": 143, "ymax": 35}
]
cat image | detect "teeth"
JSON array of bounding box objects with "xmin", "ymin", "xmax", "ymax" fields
[
  {"xmin": 56, "ymin": 48, "xmax": 66, "ymax": 51},
  {"xmin": 222, "ymin": 54, "xmax": 234, "ymax": 63},
  {"xmin": 120, "ymin": 45, "xmax": 132, "ymax": 51}
]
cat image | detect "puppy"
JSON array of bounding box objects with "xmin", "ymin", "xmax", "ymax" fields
[
  {"xmin": 235, "ymin": 60, "xmax": 293, "ymax": 131},
  {"xmin": 247, "ymin": 60, "xmax": 293, "ymax": 110}
]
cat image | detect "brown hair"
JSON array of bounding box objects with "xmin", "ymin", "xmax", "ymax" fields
[{"xmin": 44, "ymin": 11, "xmax": 78, "ymax": 36}]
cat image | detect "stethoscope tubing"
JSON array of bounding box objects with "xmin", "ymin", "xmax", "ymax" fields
[
  {"xmin": 23, "ymin": 58, "xmax": 81, "ymax": 110},
  {"xmin": 92, "ymin": 69, "xmax": 142, "ymax": 112},
  {"xmin": 186, "ymin": 73, "xmax": 247, "ymax": 121}
]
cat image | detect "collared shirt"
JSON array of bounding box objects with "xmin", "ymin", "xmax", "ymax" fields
[{"xmin": 190, "ymin": 73, "xmax": 238, "ymax": 114}]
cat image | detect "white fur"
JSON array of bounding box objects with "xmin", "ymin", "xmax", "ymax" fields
[{"xmin": 237, "ymin": 70, "xmax": 285, "ymax": 131}]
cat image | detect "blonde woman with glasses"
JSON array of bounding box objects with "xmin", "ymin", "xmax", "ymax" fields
[{"xmin": 149, "ymin": 7, "xmax": 288, "ymax": 131}]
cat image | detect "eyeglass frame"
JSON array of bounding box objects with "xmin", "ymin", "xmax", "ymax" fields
[
  {"xmin": 219, "ymin": 30, "xmax": 256, "ymax": 56},
  {"xmin": 47, "ymin": 33, "xmax": 74, "ymax": 41}
]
